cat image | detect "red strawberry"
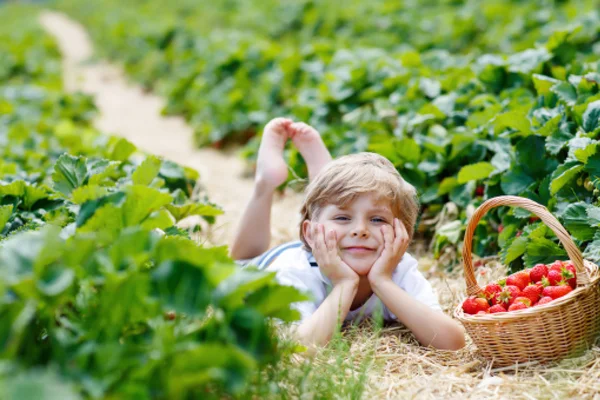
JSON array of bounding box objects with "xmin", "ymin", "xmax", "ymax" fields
[
  {"xmin": 562, "ymin": 261, "xmax": 576, "ymax": 275},
  {"xmin": 506, "ymin": 271, "xmax": 530, "ymax": 291},
  {"xmin": 521, "ymin": 284, "xmax": 543, "ymax": 305},
  {"xmin": 536, "ymin": 296, "xmax": 554, "ymax": 306},
  {"xmin": 549, "ymin": 260, "xmax": 564, "ymax": 272},
  {"xmin": 508, "ymin": 302, "xmax": 528, "ymax": 311},
  {"xmin": 542, "ymin": 285, "xmax": 573, "ymax": 300},
  {"xmin": 483, "ymin": 283, "xmax": 503, "ymax": 305},
  {"xmin": 512, "ymin": 297, "xmax": 532, "ymax": 307},
  {"xmin": 547, "ymin": 270, "xmax": 563, "ymax": 286},
  {"xmin": 495, "ymin": 285, "xmax": 521, "ymax": 306},
  {"xmin": 462, "ymin": 296, "xmax": 490, "ymax": 315},
  {"xmin": 561, "ymin": 269, "xmax": 576, "ymax": 289},
  {"xmin": 489, "ymin": 304, "xmax": 507, "ymax": 313},
  {"xmin": 529, "ymin": 263, "xmax": 549, "ymax": 283}
]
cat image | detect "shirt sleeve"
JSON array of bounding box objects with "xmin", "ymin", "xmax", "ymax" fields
[{"xmin": 384, "ymin": 254, "xmax": 443, "ymax": 321}]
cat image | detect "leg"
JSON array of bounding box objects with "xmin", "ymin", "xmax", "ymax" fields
[
  {"xmin": 289, "ymin": 122, "xmax": 332, "ymax": 180},
  {"xmin": 230, "ymin": 118, "xmax": 292, "ymax": 260}
]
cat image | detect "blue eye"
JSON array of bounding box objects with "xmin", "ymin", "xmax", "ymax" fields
[
  {"xmin": 334, "ymin": 216, "xmax": 349, "ymax": 221},
  {"xmin": 372, "ymin": 218, "xmax": 387, "ymax": 223}
]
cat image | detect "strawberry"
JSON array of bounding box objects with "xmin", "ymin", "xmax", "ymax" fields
[
  {"xmin": 536, "ymin": 296, "xmax": 554, "ymax": 306},
  {"xmin": 508, "ymin": 302, "xmax": 528, "ymax": 311},
  {"xmin": 549, "ymin": 260, "xmax": 564, "ymax": 272},
  {"xmin": 512, "ymin": 297, "xmax": 532, "ymax": 307},
  {"xmin": 483, "ymin": 283, "xmax": 503, "ymax": 305},
  {"xmin": 506, "ymin": 271, "xmax": 530, "ymax": 291},
  {"xmin": 561, "ymin": 269, "xmax": 576, "ymax": 289},
  {"xmin": 495, "ymin": 285, "xmax": 521, "ymax": 306},
  {"xmin": 521, "ymin": 284, "xmax": 543, "ymax": 305},
  {"xmin": 542, "ymin": 285, "xmax": 573, "ymax": 300},
  {"xmin": 529, "ymin": 263, "xmax": 548, "ymax": 283},
  {"xmin": 462, "ymin": 296, "xmax": 490, "ymax": 315},
  {"xmin": 489, "ymin": 304, "xmax": 507, "ymax": 313},
  {"xmin": 547, "ymin": 270, "xmax": 563, "ymax": 286}
]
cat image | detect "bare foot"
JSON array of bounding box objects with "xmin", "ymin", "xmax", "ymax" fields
[
  {"xmin": 289, "ymin": 122, "xmax": 332, "ymax": 181},
  {"xmin": 255, "ymin": 117, "xmax": 293, "ymax": 190}
]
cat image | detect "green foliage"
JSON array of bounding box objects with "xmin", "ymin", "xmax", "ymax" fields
[
  {"xmin": 0, "ymin": 4, "xmax": 305, "ymax": 398},
  {"xmin": 52, "ymin": 0, "xmax": 600, "ymax": 266}
]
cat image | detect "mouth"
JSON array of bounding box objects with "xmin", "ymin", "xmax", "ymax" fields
[{"xmin": 343, "ymin": 246, "xmax": 376, "ymax": 254}]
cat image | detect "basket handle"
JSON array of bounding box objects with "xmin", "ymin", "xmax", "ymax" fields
[{"xmin": 463, "ymin": 195, "xmax": 591, "ymax": 296}]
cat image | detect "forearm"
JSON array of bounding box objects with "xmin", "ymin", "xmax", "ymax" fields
[
  {"xmin": 230, "ymin": 183, "xmax": 274, "ymax": 260},
  {"xmin": 295, "ymin": 279, "xmax": 358, "ymax": 350},
  {"xmin": 371, "ymin": 279, "xmax": 465, "ymax": 350}
]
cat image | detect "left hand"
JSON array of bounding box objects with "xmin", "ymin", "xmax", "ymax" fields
[{"xmin": 368, "ymin": 218, "xmax": 410, "ymax": 285}]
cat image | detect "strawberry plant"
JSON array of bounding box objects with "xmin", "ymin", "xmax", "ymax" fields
[{"xmin": 0, "ymin": 5, "xmax": 305, "ymax": 398}]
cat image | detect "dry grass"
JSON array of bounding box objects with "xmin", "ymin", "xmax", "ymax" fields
[{"xmin": 336, "ymin": 255, "xmax": 600, "ymax": 400}]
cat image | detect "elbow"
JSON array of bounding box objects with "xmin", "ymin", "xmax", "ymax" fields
[
  {"xmin": 439, "ymin": 325, "xmax": 466, "ymax": 351},
  {"xmin": 444, "ymin": 332, "xmax": 466, "ymax": 351}
]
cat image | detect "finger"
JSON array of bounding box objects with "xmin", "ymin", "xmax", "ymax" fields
[
  {"xmin": 381, "ymin": 224, "xmax": 393, "ymax": 252},
  {"xmin": 394, "ymin": 218, "xmax": 409, "ymax": 253},
  {"xmin": 326, "ymin": 229, "xmax": 336, "ymax": 252},
  {"xmin": 311, "ymin": 222, "xmax": 320, "ymax": 251}
]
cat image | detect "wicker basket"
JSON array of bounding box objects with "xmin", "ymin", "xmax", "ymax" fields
[{"xmin": 454, "ymin": 196, "xmax": 600, "ymax": 366}]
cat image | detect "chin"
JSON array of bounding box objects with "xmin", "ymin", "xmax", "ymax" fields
[{"xmin": 343, "ymin": 258, "xmax": 374, "ymax": 276}]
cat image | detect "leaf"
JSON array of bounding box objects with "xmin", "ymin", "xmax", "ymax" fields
[
  {"xmin": 4, "ymin": 368, "xmax": 81, "ymax": 400},
  {"xmin": 140, "ymin": 209, "xmax": 174, "ymax": 230},
  {"xmin": 584, "ymin": 153, "xmax": 600, "ymax": 180},
  {"xmin": 523, "ymin": 237, "xmax": 567, "ymax": 268},
  {"xmin": 582, "ymin": 100, "xmax": 600, "ymax": 132},
  {"xmin": 500, "ymin": 168, "xmax": 535, "ymax": 195},
  {"xmin": 493, "ymin": 110, "xmax": 530, "ymax": 135},
  {"xmin": 0, "ymin": 204, "xmax": 13, "ymax": 231},
  {"xmin": 37, "ymin": 266, "xmax": 75, "ymax": 297},
  {"xmin": 52, "ymin": 154, "xmax": 88, "ymax": 196},
  {"xmin": 71, "ymin": 185, "xmax": 109, "ymax": 204},
  {"xmin": 561, "ymin": 202, "xmax": 596, "ymax": 241},
  {"xmin": 549, "ymin": 161, "xmax": 584, "ymax": 195},
  {"xmin": 507, "ymin": 48, "xmax": 552, "ymax": 74},
  {"xmin": 76, "ymin": 191, "xmax": 126, "ymax": 227},
  {"xmin": 110, "ymin": 138, "xmax": 137, "ymax": 161},
  {"xmin": 165, "ymin": 203, "xmax": 223, "ymax": 221},
  {"xmin": 78, "ymin": 204, "xmax": 123, "ymax": 241},
  {"xmin": 213, "ymin": 269, "xmax": 277, "ymax": 309},
  {"xmin": 132, "ymin": 155, "xmax": 162, "ymax": 185},
  {"xmin": 500, "ymin": 236, "xmax": 528, "ymax": 264},
  {"xmin": 435, "ymin": 221, "xmax": 462, "ymax": 245},
  {"xmin": 122, "ymin": 185, "xmax": 172, "ymax": 226},
  {"xmin": 550, "ymin": 81, "xmax": 577, "ymax": 106},
  {"xmin": 245, "ymin": 285, "xmax": 308, "ymax": 321},
  {"xmin": 457, "ymin": 162, "xmax": 495, "ymax": 183},
  {"xmin": 151, "ymin": 260, "xmax": 212, "ymax": 315},
  {"xmin": 532, "ymin": 74, "xmax": 559, "ymax": 95}
]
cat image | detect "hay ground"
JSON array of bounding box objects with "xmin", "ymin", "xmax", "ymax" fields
[{"xmin": 40, "ymin": 11, "xmax": 600, "ymax": 400}]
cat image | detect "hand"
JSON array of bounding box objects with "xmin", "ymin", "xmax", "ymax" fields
[
  {"xmin": 368, "ymin": 218, "xmax": 409, "ymax": 285},
  {"xmin": 310, "ymin": 222, "xmax": 359, "ymax": 286}
]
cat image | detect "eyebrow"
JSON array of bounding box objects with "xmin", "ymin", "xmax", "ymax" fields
[{"xmin": 335, "ymin": 205, "xmax": 392, "ymax": 214}]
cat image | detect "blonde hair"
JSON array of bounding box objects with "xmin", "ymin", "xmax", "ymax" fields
[{"xmin": 299, "ymin": 152, "xmax": 420, "ymax": 250}]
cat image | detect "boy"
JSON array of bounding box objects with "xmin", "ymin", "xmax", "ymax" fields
[{"xmin": 231, "ymin": 118, "xmax": 465, "ymax": 351}]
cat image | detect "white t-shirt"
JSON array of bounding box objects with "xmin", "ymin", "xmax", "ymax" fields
[{"xmin": 260, "ymin": 243, "xmax": 443, "ymax": 323}]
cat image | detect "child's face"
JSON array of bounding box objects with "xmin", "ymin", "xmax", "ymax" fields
[{"xmin": 303, "ymin": 192, "xmax": 396, "ymax": 275}]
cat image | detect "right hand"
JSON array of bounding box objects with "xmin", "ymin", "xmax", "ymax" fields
[{"xmin": 310, "ymin": 222, "xmax": 359, "ymax": 286}]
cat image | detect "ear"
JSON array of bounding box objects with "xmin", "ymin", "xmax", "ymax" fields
[{"xmin": 302, "ymin": 220, "xmax": 314, "ymax": 249}]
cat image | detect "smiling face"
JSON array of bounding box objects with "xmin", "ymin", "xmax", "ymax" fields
[{"xmin": 302, "ymin": 192, "xmax": 395, "ymax": 275}]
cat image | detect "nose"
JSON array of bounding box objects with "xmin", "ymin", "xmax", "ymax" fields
[{"xmin": 350, "ymin": 221, "xmax": 369, "ymax": 238}]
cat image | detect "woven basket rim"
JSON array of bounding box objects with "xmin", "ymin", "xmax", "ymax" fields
[{"xmin": 454, "ymin": 259, "xmax": 600, "ymax": 322}]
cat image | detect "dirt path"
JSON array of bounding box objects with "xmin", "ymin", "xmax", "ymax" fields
[{"xmin": 39, "ymin": 11, "xmax": 304, "ymax": 249}]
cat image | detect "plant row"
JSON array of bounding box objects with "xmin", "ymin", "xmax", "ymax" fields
[
  {"xmin": 0, "ymin": 4, "xmax": 302, "ymax": 399},
  {"xmin": 53, "ymin": 0, "xmax": 600, "ymax": 270}
]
